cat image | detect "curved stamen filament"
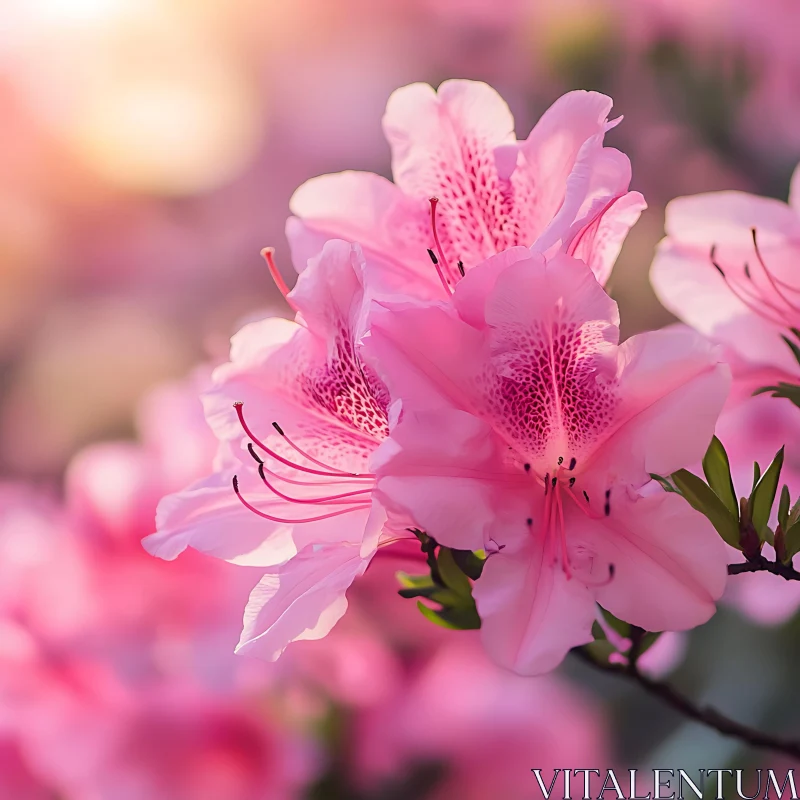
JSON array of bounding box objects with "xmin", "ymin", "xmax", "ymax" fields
[
  {"xmin": 710, "ymin": 248, "xmax": 793, "ymax": 328},
  {"xmin": 247, "ymin": 444, "xmax": 347, "ymax": 487},
  {"xmin": 751, "ymin": 228, "xmax": 800, "ymax": 312},
  {"xmin": 262, "ymin": 248, "xmax": 298, "ymax": 312},
  {"xmin": 257, "ymin": 464, "xmax": 374, "ymax": 505},
  {"xmin": 271, "ymin": 421, "xmax": 358, "ymax": 477},
  {"xmin": 428, "ymin": 197, "xmax": 454, "ymax": 296},
  {"xmin": 233, "ymin": 476, "xmax": 371, "ymax": 524},
  {"xmin": 235, "ymin": 402, "xmax": 373, "ymax": 480}
]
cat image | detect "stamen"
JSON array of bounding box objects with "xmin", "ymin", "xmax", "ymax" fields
[
  {"xmin": 428, "ymin": 197, "xmax": 453, "ymax": 296},
  {"xmin": 544, "ymin": 473, "xmax": 549, "ymax": 495},
  {"xmin": 261, "ymin": 248, "xmax": 297, "ymax": 311},
  {"xmin": 751, "ymin": 228, "xmax": 800, "ymax": 311},
  {"xmin": 523, "ymin": 463, "xmax": 531, "ymax": 472},
  {"xmin": 557, "ymin": 456, "xmax": 564, "ymax": 465},
  {"xmin": 569, "ymin": 477, "xmax": 576, "ymax": 488},
  {"xmin": 232, "ymin": 476, "xmax": 371, "ymax": 524},
  {"xmin": 457, "ymin": 260, "xmax": 465, "ymax": 277},
  {"xmin": 271, "ymin": 421, "xmax": 357, "ymax": 477},
  {"xmin": 604, "ymin": 489, "xmax": 611, "ymax": 517},
  {"xmin": 234, "ymin": 402, "xmax": 373, "ymax": 479},
  {"xmin": 257, "ymin": 464, "xmax": 373, "ymax": 505},
  {"xmin": 568, "ymin": 457, "xmax": 577, "ymax": 471},
  {"xmin": 583, "ymin": 491, "xmax": 589, "ymax": 503}
]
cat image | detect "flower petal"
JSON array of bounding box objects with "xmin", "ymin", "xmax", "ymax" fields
[
  {"xmin": 474, "ymin": 538, "xmax": 595, "ymax": 675},
  {"xmin": 570, "ymin": 490, "xmax": 727, "ymax": 631},
  {"xmin": 235, "ymin": 543, "xmax": 373, "ymax": 661}
]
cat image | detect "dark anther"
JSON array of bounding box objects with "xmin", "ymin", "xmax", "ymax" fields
[
  {"xmin": 233, "ymin": 401, "xmax": 243, "ymax": 408},
  {"xmin": 247, "ymin": 443, "xmax": 264, "ymax": 465},
  {"xmin": 427, "ymin": 248, "xmax": 439, "ymax": 265},
  {"xmin": 608, "ymin": 564, "xmax": 615, "ymax": 578},
  {"xmin": 558, "ymin": 456, "xmax": 564, "ymax": 465},
  {"xmin": 524, "ymin": 463, "xmax": 531, "ymax": 472},
  {"xmin": 744, "ymin": 263, "xmax": 752, "ymax": 279},
  {"xmin": 568, "ymin": 457, "xmax": 577, "ymax": 471},
  {"xmin": 583, "ymin": 490, "xmax": 590, "ymax": 503},
  {"xmin": 551, "ymin": 476, "xmax": 557, "ymax": 488},
  {"xmin": 526, "ymin": 518, "xmax": 533, "ymax": 526},
  {"xmin": 232, "ymin": 475, "xmax": 240, "ymax": 493},
  {"xmin": 569, "ymin": 477, "xmax": 576, "ymax": 488},
  {"xmin": 272, "ymin": 421, "xmax": 285, "ymax": 436},
  {"xmin": 604, "ymin": 488, "xmax": 611, "ymax": 517},
  {"xmin": 544, "ymin": 473, "xmax": 549, "ymax": 494},
  {"xmin": 457, "ymin": 260, "xmax": 465, "ymax": 277}
]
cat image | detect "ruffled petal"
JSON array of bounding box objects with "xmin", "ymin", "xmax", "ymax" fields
[{"xmin": 235, "ymin": 543, "xmax": 374, "ymax": 660}]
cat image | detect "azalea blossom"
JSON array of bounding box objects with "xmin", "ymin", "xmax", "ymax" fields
[
  {"xmin": 651, "ymin": 163, "xmax": 800, "ymax": 378},
  {"xmin": 366, "ymin": 247, "xmax": 730, "ymax": 674},
  {"xmin": 145, "ymin": 239, "xmax": 414, "ymax": 661},
  {"xmin": 651, "ymin": 168, "xmax": 800, "ymax": 625},
  {"xmin": 287, "ymin": 79, "xmax": 645, "ymax": 296}
]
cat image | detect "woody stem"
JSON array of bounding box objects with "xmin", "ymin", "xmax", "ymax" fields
[{"xmin": 572, "ymin": 649, "xmax": 800, "ymax": 759}]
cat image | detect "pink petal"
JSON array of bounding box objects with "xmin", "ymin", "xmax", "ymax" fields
[
  {"xmin": 571, "ymin": 490, "xmax": 727, "ymax": 631},
  {"xmin": 790, "ymin": 162, "xmax": 800, "ymax": 212},
  {"xmin": 452, "ymin": 246, "xmax": 535, "ymax": 330},
  {"xmin": 652, "ymin": 191, "xmax": 800, "ymax": 374},
  {"xmin": 474, "ymin": 539, "xmax": 595, "ymax": 675},
  {"xmin": 518, "ymin": 90, "xmax": 614, "ymax": 235},
  {"xmin": 582, "ymin": 326, "xmax": 730, "ymax": 496},
  {"xmin": 235, "ymin": 543, "xmax": 373, "ymax": 661},
  {"xmin": 372, "ymin": 408, "xmax": 519, "ymax": 551},
  {"xmin": 286, "ymin": 171, "xmax": 437, "ymax": 296},
  {"xmin": 566, "ymin": 190, "xmax": 647, "ymax": 286},
  {"xmin": 383, "ymin": 79, "xmax": 515, "ymax": 199}
]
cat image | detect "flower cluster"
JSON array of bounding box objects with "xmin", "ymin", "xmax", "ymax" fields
[{"xmin": 147, "ymin": 79, "xmax": 752, "ymax": 676}]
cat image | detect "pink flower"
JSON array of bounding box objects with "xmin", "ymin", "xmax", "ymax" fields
[
  {"xmin": 287, "ymin": 80, "xmax": 645, "ymax": 296},
  {"xmin": 145, "ymin": 239, "xmax": 414, "ymax": 660},
  {"xmin": 651, "ymin": 170, "xmax": 800, "ymax": 625},
  {"xmin": 651, "ymin": 164, "xmax": 800, "ymax": 377},
  {"xmin": 366, "ymin": 247, "xmax": 730, "ymax": 674}
]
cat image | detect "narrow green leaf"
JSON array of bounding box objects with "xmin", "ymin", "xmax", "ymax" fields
[
  {"xmin": 451, "ymin": 549, "xmax": 485, "ymax": 581},
  {"xmin": 784, "ymin": 523, "xmax": 800, "ymax": 563},
  {"xmin": 671, "ymin": 469, "xmax": 741, "ymax": 548},
  {"xmin": 752, "ymin": 462, "xmax": 761, "ymax": 493},
  {"xmin": 779, "ymin": 485, "xmax": 791, "ymax": 531},
  {"xmin": 754, "ymin": 382, "xmax": 800, "ymax": 410},
  {"xmin": 750, "ymin": 447, "xmax": 784, "ymax": 536},
  {"xmin": 417, "ymin": 601, "xmax": 460, "ymax": 630},
  {"xmin": 650, "ymin": 473, "xmax": 679, "ymax": 493},
  {"xmin": 702, "ymin": 436, "xmax": 738, "ymax": 517},
  {"xmin": 436, "ymin": 548, "xmax": 472, "ymax": 599}
]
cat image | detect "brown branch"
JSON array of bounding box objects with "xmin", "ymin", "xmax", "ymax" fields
[
  {"xmin": 573, "ymin": 649, "xmax": 800, "ymax": 759},
  {"xmin": 728, "ymin": 556, "xmax": 800, "ymax": 581}
]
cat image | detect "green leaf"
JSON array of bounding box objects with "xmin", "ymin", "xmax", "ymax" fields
[
  {"xmin": 417, "ymin": 601, "xmax": 460, "ymax": 630},
  {"xmin": 750, "ymin": 447, "xmax": 784, "ymax": 537},
  {"xmin": 591, "ymin": 621, "xmax": 607, "ymax": 641},
  {"xmin": 650, "ymin": 473, "xmax": 679, "ymax": 493},
  {"xmin": 779, "ymin": 485, "xmax": 791, "ymax": 531},
  {"xmin": 752, "ymin": 461, "xmax": 761, "ymax": 493},
  {"xmin": 451, "ymin": 549, "xmax": 485, "ymax": 581},
  {"xmin": 671, "ymin": 469, "xmax": 741, "ymax": 548},
  {"xmin": 702, "ymin": 436, "xmax": 738, "ymax": 517},
  {"xmin": 600, "ymin": 606, "xmax": 631, "ymax": 638},
  {"xmin": 436, "ymin": 548, "xmax": 472, "ymax": 599},
  {"xmin": 416, "ymin": 600, "xmax": 480, "ymax": 630},
  {"xmin": 784, "ymin": 521, "xmax": 800, "ymax": 563},
  {"xmin": 754, "ymin": 382, "xmax": 800, "ymax": 410}
]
